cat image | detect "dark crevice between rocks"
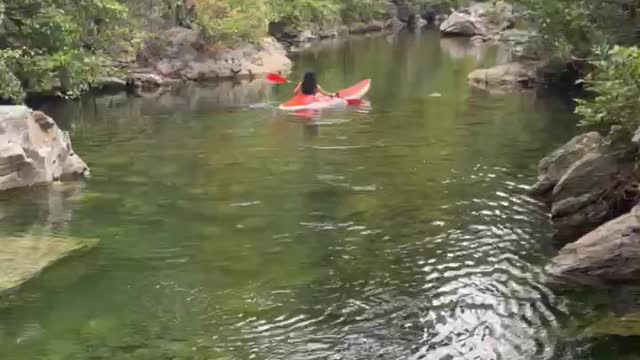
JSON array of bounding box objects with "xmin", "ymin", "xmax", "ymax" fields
[{"xmin": 551, "ymin": 164, "xmax": 640, "ymax": 243}]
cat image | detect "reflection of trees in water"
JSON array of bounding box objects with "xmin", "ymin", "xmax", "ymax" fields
[
  {"xmin": 439, "ymin": 37, "xmax": 488, "ymax": 61},
  {"xmin": 37, "ymin": 79, "xmax": 275, "ymax": 127}
]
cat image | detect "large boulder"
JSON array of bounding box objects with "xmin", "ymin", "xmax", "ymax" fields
[
  {"xmin": 548, "ymin": 205, "xmax": 640, "ymax": 283},
  {"xmin": 440, "ymin": 12, "xmax": 482, "ymax": 36},
  {"xmin": 468, "ymin": 61, "xmax": 539, "ymax": 92},
  {"xmin": 140, "ymin": 27, "xmax": 292, "ymax": 83},
  {"xmin": 440, "ymin": 1, "xmax": 514, "ymax": 38},
  {"xmin": 530, "ymin": 132, "xmax": 603, "ymax": 196},
  {"xmin": 550, "ymin": 145, "xmax": 636, "ymax": 240},
  {"xmin": 0, "ymin": 106, "xmax": 89, "ymax": 191}
]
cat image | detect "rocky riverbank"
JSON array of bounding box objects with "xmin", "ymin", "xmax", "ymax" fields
[
  {"xmin": 530, "ymin": 128, "xmax": 640, "ymax": 280},
  {"xmin": 0, "ymin": 106, "xmax": 96, "ymax": 297},
  {"xmin": 436, "ymin": 1, "xmax": 588, "ymax": 94},
  {"xmin": 533, "ymin": 129, "xmax": 640, "ymax": 335},
  {"xmin": 94, "ymin": 29, "xmax": 292, "ymax": 97},
  {"xmin": 438, "ymin": 2, "xmax": 640, "ymax": 289},
  {"xmin": 0, "ymin": 106, "xmax": 89, "ymax": 191}
]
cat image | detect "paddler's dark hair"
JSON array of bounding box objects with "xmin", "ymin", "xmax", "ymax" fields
[{"xmin": 301, "ymin": 72, "xmax": 317, "ymax": 95}]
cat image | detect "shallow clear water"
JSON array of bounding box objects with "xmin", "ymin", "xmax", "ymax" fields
[{"xmin": 0, "ymin": 31, "xmax": 628, "ymax": 359}]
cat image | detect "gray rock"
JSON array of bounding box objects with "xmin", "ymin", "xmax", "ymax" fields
[
  {"xmin": 158, "ymin": 28, "xmax": 291, "ymax": 81},
  {"xmin": 440, "ymin": 12, "xmax": 482, "ymax": 36},
  {"xmin": 129, "ymin": 72, "xmax": 167, "ymax": 88},
  {"xmin": 441, "ymin": 2, "xmax": 519, "ymax": 42},
  {"xmin": 530, "ymin": 132, "xmax": 603, "ymax": 196},
  {"xmin": 0, "ymin": 235, "xmax": 98, "ymax": 294},
  {"xmin": 467, "ymin": 61, "xmax": 539, "ymax": 92},
  {"xmin": 469, "ymin": 1, "xmax": 514, "ymax": 27},
  {"xmin": 552, "ymin": 148, "xmax": 630, "ymax": 203},
  {"xmin": 349, "ymin": 20, "xmax": 386, "ymax": 34},
  {"xmin": 550, "ymin": 146, "xmax": 635, "ymax": 240},
  {"xmin": 134, "ymin": 27, "xmax": 291, "ymax": 87},
  {"xmin": 96, "ymin": 77, "xmax": 127, "ymax": 91},
  {"xmin": 0, "ymin": 106, "xmax": 89, "ymax": 191},
  {"xmin": 548, "ymin": 205, "xmax": 640, "ymax": 283},
  {"xmin": 318, "ymin": 28, "xmax": 339, "ymax": 39}
]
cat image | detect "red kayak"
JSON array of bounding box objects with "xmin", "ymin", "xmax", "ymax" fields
[{"xmin": 279, "ymin": 79, "xmax": 371, "ymax": 111}]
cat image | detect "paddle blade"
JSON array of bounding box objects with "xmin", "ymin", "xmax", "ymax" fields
[
  {"xmin": 346, "ymin": 98, "xmax": 363, "ymax": 105},
  {"xmin": 266, "ymin": 73, "xmax": 288, "ymax": 84}
]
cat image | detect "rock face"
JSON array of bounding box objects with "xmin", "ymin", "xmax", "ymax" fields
[
  {"xmin": 548, "ymin": 205, "xmax": 640, "ymax": 283},
  {"xmin": 440, "ymin": 2, "xmax": 514, "ymax": 40},
  {"xmin": 0, "ymin": 235, "xmax": 98, "ymax": 295},
  {"xmin": 127, "ymin": 27, "xmax": 292, "ymax": 93},
  {"xmin": 550, "ymin": 145, "xmax": 635, "ymax": 240},
  {"xmin": 531, "ymin": 130, "xmax": 640, "ymax": 241},
  {"xmin": 0, "ymin": 106, "xmax": 89, "ymax": 191},
  {"xmin": 468, "ymin": 62, "xmax": 539, "ymax": 92},
  {"xmin": 531, "ymin": 132, "xmax": 603, "ymax": 196},
  {"xmin": 440, "ymin": 12, "xmax": 482, "ymax": 36},
  {"xmin": 149, "ymin": 28, "xmax": 292, "ymax": 81},
  {"xmin": 269, "ymin": 19, "xmax": 388, "ymax": 46}
]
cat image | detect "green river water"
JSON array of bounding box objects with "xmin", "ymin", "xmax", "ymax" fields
[{"xmin": 0, "ymin": 31, "xmax": 637, "ymax": 359}]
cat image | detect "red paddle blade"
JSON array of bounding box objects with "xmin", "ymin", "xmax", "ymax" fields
[{"xmin": 266, "ymin": 73, "xmax": 288, "ymax": 84}]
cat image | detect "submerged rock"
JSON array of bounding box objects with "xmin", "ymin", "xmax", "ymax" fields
[
  {"xmin": 548, "ymin": 205, "xmax": 640, "ymax": 283},
  {"xmin": 0, "ymin": 106, "xmax": 89, "ymax": 191},
  {"xmin": 467, "ymin": 61, "xmax": 539, "ymax": 92},
  {"xmin": 588, "ymin": 312, "xmax": 640, "ymax": 336},
  {"xmin": 0, "ymin": 235, "xmax": 98, "ymax": 295}
]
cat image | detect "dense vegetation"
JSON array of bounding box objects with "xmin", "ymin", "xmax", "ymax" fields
[
  {"xmin": 511, "ymin": 0, "xmax": 640, "ymax": 136},
  {"xmin": 0, "ymin": 0, "xmax": 399, "ymax": 102}
]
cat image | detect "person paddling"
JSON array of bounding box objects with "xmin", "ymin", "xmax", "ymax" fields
[{"xmin": 293, "ymin": 72, "xmax": 336, "ymax": 97}]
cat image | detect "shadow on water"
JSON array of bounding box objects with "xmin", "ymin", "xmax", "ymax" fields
[{"xmin": 0, "ymin": 31, "xmax": 628, "ymax": 360}]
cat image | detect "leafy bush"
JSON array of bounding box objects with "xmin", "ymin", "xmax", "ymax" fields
[
  {"xmin": 0, "ymin": 59, "xmax": 24, "ymax": 102},
  {"xmin": 268, "ymin": 0, "xmax": 340, "ymax": 26},
  {"xmin": 340, "ymin": 0, "xmax": 389, "ymax": 24},
  {"xmin": 0, "ymin": 0, "xmax": 127, "ymax": 100},
  {"xmin": 515, "ymin": 0, "xmax": 640, "ymax": 57},
  {"xmin": 193, "ymin": 0, "xmax": 268, "ymax": 42},
  {"xmin": 575, "ymin": 46, "xmax": 640, "ymax": 135}
]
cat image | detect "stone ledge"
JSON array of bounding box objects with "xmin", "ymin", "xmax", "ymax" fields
[{"xmin": 0, "ymin": 235, "xmax": 99, "ymax": 295}]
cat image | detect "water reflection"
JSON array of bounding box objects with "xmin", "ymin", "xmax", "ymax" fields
[
  {"xmin": 0, "ymin": 182, "xmax": 85, "ymax": 236},
  {"xmin": 439, "ymin": 37, "xmax": 489, "ymax": 61},
  {"xmin": 37, "ymin": 79, "xmax": 277, "ymax": 125},
  {"xmin": 2, "ymin": 32, "xmax": 604, "ymax": 360}
]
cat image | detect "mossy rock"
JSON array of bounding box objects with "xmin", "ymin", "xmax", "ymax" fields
[
  {"xmin": 587, "ymin": 312, "xmax": 640, "ymax": 336},
  {"xmin": 0, "ymin": 235, "xmax": 99, "ymax": 295}
]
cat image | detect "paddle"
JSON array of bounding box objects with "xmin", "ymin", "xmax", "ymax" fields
[
  {"xmin": 266, "ymin": 73, "xmax": 289, "ymax": 84},
  {"xmin": 266, "ymin": 73, "xmax": 363, "ymax": 105}
]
